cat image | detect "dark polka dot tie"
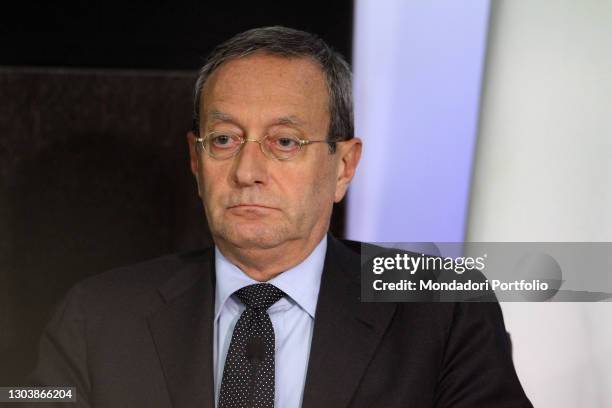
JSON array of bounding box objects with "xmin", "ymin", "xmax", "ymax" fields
[{"xmin": 219, "ymin": 283, "xmax": 286, "ymax": 408}]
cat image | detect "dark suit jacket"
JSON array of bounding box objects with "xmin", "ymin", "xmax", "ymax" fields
[{"xmin": 29, "ymin": 235, "xmax": 532, "ymax": 407}]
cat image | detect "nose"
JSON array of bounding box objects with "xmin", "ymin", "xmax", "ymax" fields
[{"xmin": 231, "ymin": 138, "xmax": 269, "ymax": 187}]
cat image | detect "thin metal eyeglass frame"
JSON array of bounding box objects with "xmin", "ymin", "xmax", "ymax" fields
[{"xmin": 194, "ymin": 133, "xmax": 334, "ymax": 161}]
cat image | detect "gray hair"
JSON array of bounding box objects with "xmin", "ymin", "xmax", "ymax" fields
[{"xmin": 192, "ymin": 26, "xmax": 354, "ymax": 151}]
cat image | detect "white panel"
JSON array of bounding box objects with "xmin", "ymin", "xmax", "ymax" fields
[{"xmin": 468, "ymin": 1, "xmax": 612, "ymax": 406}]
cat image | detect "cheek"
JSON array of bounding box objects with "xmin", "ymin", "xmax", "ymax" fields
[
  {"xmin": 199, "ymin": 166, "xmax": 225, "ymax": 209},
  {"xmin": 290, "ymin": 161, "xmax": 337, "ymax": 216}
]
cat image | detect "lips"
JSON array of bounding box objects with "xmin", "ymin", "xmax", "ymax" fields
[
  {"xmin": 226, "ymin": 204, "xmax": 278, "ymax": 218},
  {"xmin": 227, "ymin": 203, "xmax": 278, "ymax": 211}
]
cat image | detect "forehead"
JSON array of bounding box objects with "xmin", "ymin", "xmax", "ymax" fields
[{"xmin": 201, "ymin": 53, "xmax": 329, "ymax": 126}]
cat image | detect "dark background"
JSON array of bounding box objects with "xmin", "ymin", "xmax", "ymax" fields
[{"xmin": 0, "ymin": 0, "xmax": 353, "ymax": 385}]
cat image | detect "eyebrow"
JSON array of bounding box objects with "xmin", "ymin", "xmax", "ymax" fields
[
  {"xmin": 273, "ymin": 115, "xmax": 305, "ymax": 127},
  {"xmin": 208, "ymin": 110, "xmax": 305, "ymax": 128},
  {"xmin": 209, "ymin": 110, "xmax": 234, "ymax": 122}
]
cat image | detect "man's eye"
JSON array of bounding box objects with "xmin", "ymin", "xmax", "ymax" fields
[
  {"xmin": 211, "ymin": 134, "xmax": 236, "ymax": 148},
  {"xmin": 272, "ymin": 136, "xmax": 300, "ymax": 151}
]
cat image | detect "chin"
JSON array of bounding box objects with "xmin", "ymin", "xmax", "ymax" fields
[{"xmin": 217, "ymin": 221, "xmax": 293, "ymax": 250}]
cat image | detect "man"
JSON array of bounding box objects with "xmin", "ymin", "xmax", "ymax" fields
[{"xmin": 29, "ymin": 26, "xmax": 532, "ymax": 407}]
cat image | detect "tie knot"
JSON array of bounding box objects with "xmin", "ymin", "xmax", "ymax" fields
[{"xmin": 235, "ymin": 283, "xmax": 286, "ymax": 311}]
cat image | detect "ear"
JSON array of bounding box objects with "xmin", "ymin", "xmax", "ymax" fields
[
  {"xmin": 186, "ymin": 131, "xmax": 199, "ymax": 176},
  {"xmin": 334, "ymin": 137, "xmax": 362, "ymax": 203},
  {"xmin": 186, "ymin": 131, "xmax": 203, "ymax": 196}
]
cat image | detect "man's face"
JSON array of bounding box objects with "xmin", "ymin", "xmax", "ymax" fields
[{"xmin": 188, "ymin": 53, "xmax": 359, "ymax": 252}]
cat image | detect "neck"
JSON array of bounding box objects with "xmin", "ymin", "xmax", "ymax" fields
[{"xmin": 215, "ymin": 231, "xmax": 327, "ymax": 281}]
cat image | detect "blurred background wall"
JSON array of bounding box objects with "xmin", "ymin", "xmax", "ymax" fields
[
  {"xmin": 348, "ymin": 0, "xmax": 612, "ymax": 406},
  {"xmin": 0, "ymin": 1, "xmax": 353, "ymax": 384}
]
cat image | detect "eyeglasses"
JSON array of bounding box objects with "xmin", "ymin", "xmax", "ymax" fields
[{"xmin": 195, "ymin": 131, "xmax": 335, "ymax": 161}]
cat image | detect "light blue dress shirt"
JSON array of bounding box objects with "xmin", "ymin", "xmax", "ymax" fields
[{"xmin": 213, "ymin": 235, "xmax": 327, "ymax": 408}]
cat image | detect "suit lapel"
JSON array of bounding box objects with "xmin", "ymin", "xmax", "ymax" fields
[
  {"xmin": 147, "ymin": 249, "xmax": 216, "ymax": 408},
  {"xmin": 301, "ymin": 236, "xmax": 397, "ymax": 408}
]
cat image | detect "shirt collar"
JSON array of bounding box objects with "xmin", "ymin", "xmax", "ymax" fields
[{"xmin": 214, "ymin": 235, "xmax": 327, "ymax": 321}]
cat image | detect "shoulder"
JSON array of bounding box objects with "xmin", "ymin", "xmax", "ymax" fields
[
  {"xmin": 333, "ymin": 236, "xmax": 500, "ymax": 327},
  {"xmin": 331, "ymin": 236, "xmax": 457, "ymax": 311},
  {"xmin": 80, "ymin": 247, "xmax": 212, "ymax": 289},
  {"xmin": 62, "ymin": 247, "xmax": 214, "ymax": 317}
]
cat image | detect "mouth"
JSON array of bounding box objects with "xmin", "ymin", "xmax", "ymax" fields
[
  {"xmin": 226, "ymin": 204, "xmax": 278, "ymax": 219},
  {"xmin": 226, "ymin": 204, "xmax": 280, "ymax": 217},
  {"xmin": 228, "ymin": 204, "xmax": 277, "ymax": 210}
]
